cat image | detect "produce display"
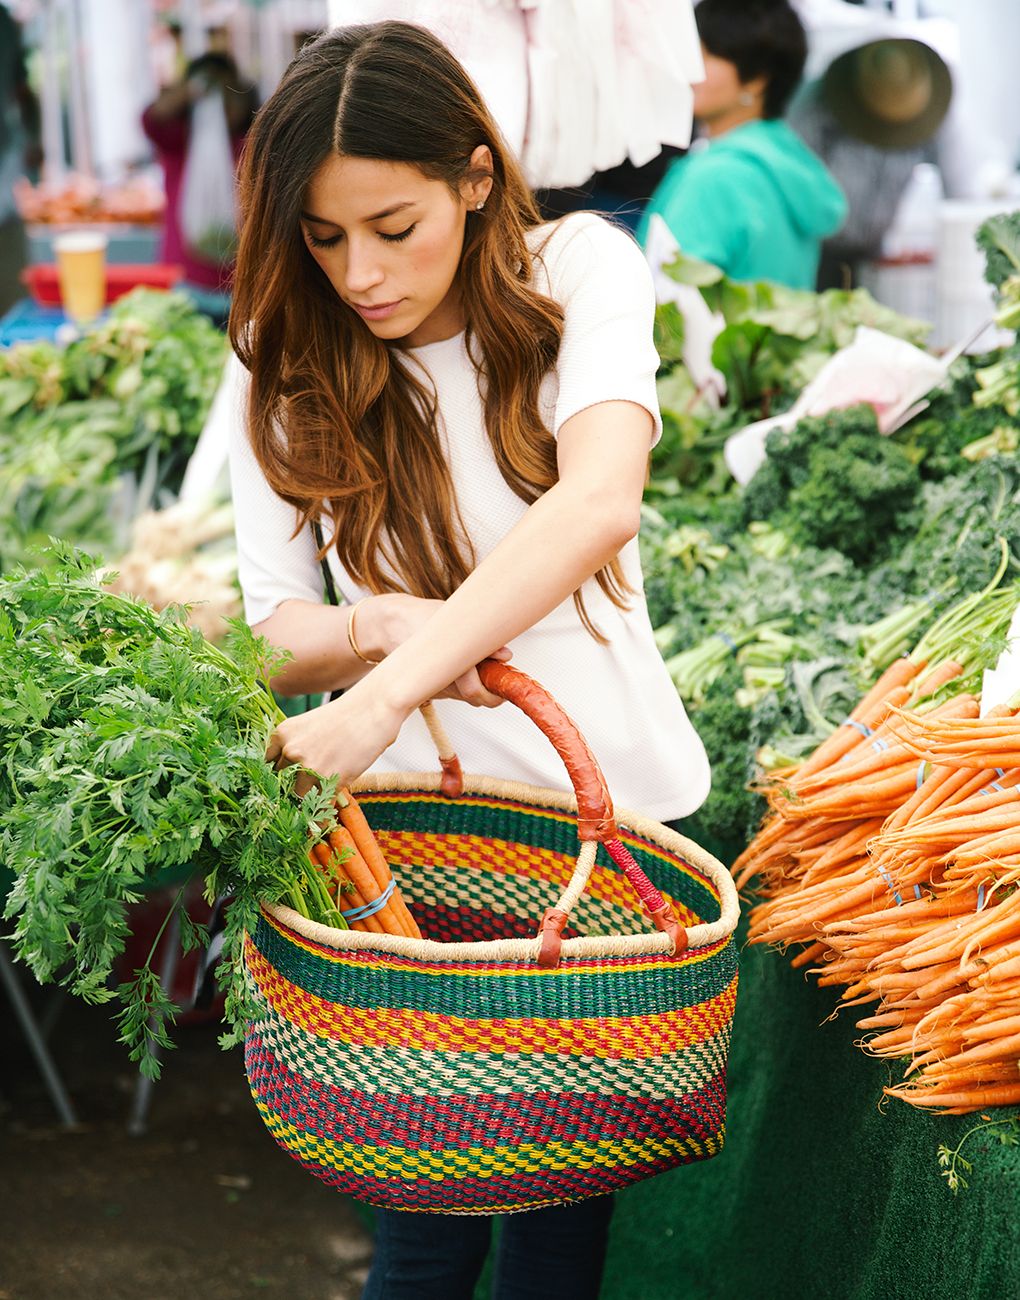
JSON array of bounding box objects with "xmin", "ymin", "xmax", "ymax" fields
[
  {"xmin": 14, "ymin": 174, "xmax": 165, "ymax": 225},
  {"xmin": 0, "ymin": 288, "xmax": 226, "ymax": 573},
  {"xmin": 638, "ymin": 212, "xmax": 1020, "ymax": 1127},
  {"xmin": 733, "ymin": 613, "xmax": 1020, "ymax": 1116},
  {"xmin": 642, "ymin": 216, "xmax": 1020, "ymax": 853},
  {"xmin": 0, "ymin": 550, "xmax": 418, "ymax": 1076}
]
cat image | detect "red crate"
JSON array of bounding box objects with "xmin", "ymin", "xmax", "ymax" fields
[{"xmin": 21, "ymin": 262, "xmax": 184, "ymax": 307}]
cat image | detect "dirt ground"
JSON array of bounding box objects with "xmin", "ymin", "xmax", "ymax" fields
[{"xmin": 0, "ymin": 970, "xmax": 375, "ymax": 1300}]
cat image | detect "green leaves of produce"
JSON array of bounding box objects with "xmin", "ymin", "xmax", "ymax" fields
[
  {"xmin": 0, "ymin": 547, "xmax": 341, "ymax": 1073},
  {"xmin": 0, "ymin": 290, "xmax": 226, "ymax": 575}
]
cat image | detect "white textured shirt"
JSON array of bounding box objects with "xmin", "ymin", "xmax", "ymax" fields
[{"xmin": 228, "ymin": 212, "xmax": 710, "ymax": 822}]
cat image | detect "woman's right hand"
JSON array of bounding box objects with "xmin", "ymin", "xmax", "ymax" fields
[{"xmin": 358, "ymin": 593, "xmax": 511, "ymax": 708}]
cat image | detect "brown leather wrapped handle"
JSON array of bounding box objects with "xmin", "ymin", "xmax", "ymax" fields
[{"xmin": 475, "ymin": 658, "xmax": 616, "ymax": 841}]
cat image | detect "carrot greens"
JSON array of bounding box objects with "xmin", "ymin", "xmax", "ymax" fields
[{"xmin": 0, "ymin": 544, "xmax": 345, "ymax": 1076}]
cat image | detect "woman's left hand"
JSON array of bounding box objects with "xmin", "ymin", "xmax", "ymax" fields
[{"xmin": 265, "ymin": 680, "xmax": 407, "ymax": 791}]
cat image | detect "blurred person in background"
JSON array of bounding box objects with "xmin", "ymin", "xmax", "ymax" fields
[
  {"xmin": 788, "ymin": 37, "xmax": 953, "ymax": 290},
  {"xmin": 0, "ymin": 1, "xmax": 41, "ymax": 314},
  {"xmin": 638, "ymin": 0, "xmax": 846, "ymax": 290},
  {"xmin": 142, "ymin": 46, "xmax": 258, "ymax": 324}
]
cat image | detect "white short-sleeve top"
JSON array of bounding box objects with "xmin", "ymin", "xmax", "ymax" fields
[{"xmin": 228, "ymin": 212, "xmax": 710, "ymax": 822}]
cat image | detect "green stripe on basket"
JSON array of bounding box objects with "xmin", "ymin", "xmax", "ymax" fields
[
  {"xmin": 252, "ymin": 915, "xmax": 738, "ymax": 1019},
  {"xmin": 247, "ymin": 1004, "xmax": 734, "ymax": 1099}
]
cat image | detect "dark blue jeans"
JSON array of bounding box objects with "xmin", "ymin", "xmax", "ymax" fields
[{"xmin": 361, "ymin": 1194, "xmax": 615, "ymax": 1300}]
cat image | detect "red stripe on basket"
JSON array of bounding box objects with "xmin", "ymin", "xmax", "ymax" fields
[
  {"xmin": 246, "ymin": 1035, "xmax": 727, "ymax": 1151},
  {"xmin": 410, "ymin": 902, "xmax": 543, "ymax": 944}
]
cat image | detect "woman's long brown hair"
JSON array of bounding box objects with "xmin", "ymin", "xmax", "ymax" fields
[{"xmin": 229, "ymin": 21, "xmax": 631, "ymax": 637}]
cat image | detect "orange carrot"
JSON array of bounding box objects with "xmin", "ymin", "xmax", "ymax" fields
[
  {"xmin": 883, "ymin": 1083, "xmax": 1020, "ymax": 1112},
  {"xmin": 328, "ymin": 827, "xmax": 409, "ymax": 937},
  {"xmin": 790, "ymin": 940, "xmax": 828, "ymax": 969},
  {"xmin": 910, "ymin": 659, "xmax": 964, "ymax": 699},
  {"xmin": 337, "ymin": 788, "xmax": 421, "ymax": 939},
  {"xmin": 311, "ymin": 841, "xmax": 387, "ymax": 935}
]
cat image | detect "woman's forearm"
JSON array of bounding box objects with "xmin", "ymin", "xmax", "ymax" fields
[
  {"xmin": 251, "ymin": 474, "xmax": 621, "ymax": 700},
  {"xmin": 256, "ymin": 404, "xmax": 649, "ymax": 706},
  {"xmin": 252, "ymin": 599, "xmax": 370, "ymax": 695},
  {"xmin": 368, "ymin": 475, "xmax": 636, "ymax": 716}
]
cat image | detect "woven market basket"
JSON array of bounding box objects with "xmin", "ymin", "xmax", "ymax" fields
[{"xmin": 244, "ymin": 660, "xmax": 740, "ymax": 1214}]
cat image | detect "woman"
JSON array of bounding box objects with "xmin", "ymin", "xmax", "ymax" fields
[
  {"xmin": 142, "ymin": 51, "xmax": 257, "ymax": 319},
  {"xmin": 638, "ymin": 0, "xmax": 846, "ymax": 290},
  {"xmin": 228, "ymin": 21, "xmax": 710, "ymax": 1300}
]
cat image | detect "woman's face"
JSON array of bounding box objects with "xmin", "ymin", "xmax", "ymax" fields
[{"xmin": 301, "ymin": 153, "xmax": 484, "ymax": 348}]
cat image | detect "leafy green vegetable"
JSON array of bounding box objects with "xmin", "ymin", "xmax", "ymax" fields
[
  {"xmin": 0, "ymin": 290, "xmax": 226, "ymax": 574},
  {"xmin": 976, "ymin": 211, "xmax": 1020, "ymax": 293},
  {"xmin": 0, "ymin": 546, "xmax": 344, "ymax": 1076},
  {"xmin": 742, "ymin": 406, "xmax": 922, "ymax": 564},
  {"xmin": 652, "ymin": 300, "xmax": 686, "ymax": 368},
  {"xmin": 898, "ymin": 354, "xmax": 1013, "ymax": 477},
  {"xmin": 649, "ymin": 253, "xmax": 930, "ymax": 496}
]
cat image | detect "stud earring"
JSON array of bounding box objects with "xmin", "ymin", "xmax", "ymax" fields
[
  {"xmin": 475, "ymin": 201, "xmax": 485, "ymax": 211},
  {"xmin": 738, "ymin": 91, "xmax": 755, "ymax": 107}
]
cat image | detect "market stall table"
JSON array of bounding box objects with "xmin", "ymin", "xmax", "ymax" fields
[
  {"xmin": 599, "ymin": 900, "xmax": 1020, "ymax": 1300},
  {"xmin": 0, "ymin": 298, "xmax": 69, "ymax": 347}
]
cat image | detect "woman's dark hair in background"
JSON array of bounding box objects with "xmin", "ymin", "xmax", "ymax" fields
[
  {"xmin": 695, "ymin": 0, "xmax": 808, "ymax": 119},
  {"xmin": 185, "ymin": 51, "xmax": 258, "ymax": 134},
  {"xmin": 185, "ymin": 51, "xmax": 239, "ymax": 81}
]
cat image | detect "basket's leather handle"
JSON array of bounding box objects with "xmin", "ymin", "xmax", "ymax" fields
[
  {"xmin": 425, "ymin": 659, "xmax": 683, "ymax": 966},
  {"xmin": 475, "ymin": 659, "xmax": 616, "ymax": 842}
]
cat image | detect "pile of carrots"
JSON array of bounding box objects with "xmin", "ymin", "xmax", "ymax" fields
[
  {"xmin": 309, "ymin": 787, "xmax": 421, "ymax": 940},
  {"xmin": 734, "ymin": 649, "xmax": 1020, "ymax": 1115}
]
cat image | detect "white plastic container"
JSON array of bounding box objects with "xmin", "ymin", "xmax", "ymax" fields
[{"xmin": 933, "ymin": 199, "xmax": 1014, "ymax": 353}]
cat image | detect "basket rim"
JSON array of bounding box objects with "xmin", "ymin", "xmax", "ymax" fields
[{"xmin": 264, "ymin": 771, "xmax": 740, "ymax": 962}]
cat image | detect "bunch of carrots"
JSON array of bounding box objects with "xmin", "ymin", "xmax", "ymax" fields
[
  {"xmin": 308, "ymin": 788, "xmax": 421, "ymax": 940},
  {"xmin": 732, "ymin": 564, "xmax": 1020, "ymax": 1114}
]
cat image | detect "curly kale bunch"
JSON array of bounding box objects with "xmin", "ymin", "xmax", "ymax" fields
[
  {"xmin": 683, "ymin": 665, "xmax": 762, "ymax": 857},
  {"xmin": 742, "ymin": 406, "xmax": 922, "ymax": 565}
]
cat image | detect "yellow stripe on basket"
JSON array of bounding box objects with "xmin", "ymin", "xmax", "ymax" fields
[
  {"xmin": 247, "ymin": 946, "xmax": 736, "ymax": 1058},
  {"xmin": 256, "ymin": 1107, "xmax": 722, "ymax": 1182},
  {"xmin": 256, "ymin": 911, "xmax": 730, "ymax": 976}
]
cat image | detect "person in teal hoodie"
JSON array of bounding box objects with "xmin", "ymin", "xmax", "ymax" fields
[{"xmin": 638, "ymin": 0, "xmax": 846, "ymax": 291}]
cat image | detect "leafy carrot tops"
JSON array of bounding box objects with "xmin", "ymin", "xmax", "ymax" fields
[{"xmin": 0, "ymin": 544, "xmax": 341, "ymax": 1074}]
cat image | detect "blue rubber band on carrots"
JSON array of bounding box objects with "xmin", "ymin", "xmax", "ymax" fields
[{"xmin": 341, "ymin": 879, "xmax": 396, "ymax": 921}]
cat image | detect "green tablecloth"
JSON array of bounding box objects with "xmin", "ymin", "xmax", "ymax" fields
[{"xmin": 601, "ymin": 929, "xmax": 1020, "ymax": 1300}]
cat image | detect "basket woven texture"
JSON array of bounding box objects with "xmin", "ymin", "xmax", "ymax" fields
[{"xmin": 244, "ymin": 664, "xmax": 740, "ymax": 1215}]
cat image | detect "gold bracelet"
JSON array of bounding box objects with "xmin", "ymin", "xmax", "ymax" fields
[{"xmin": 346, "ymin": 598, "xmax": 381, "ymax": 666}]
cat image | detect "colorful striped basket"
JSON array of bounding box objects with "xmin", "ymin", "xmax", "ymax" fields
[{"xmin": 244, "ymin": 660, "xmax": 740, "ymax": 1214}]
